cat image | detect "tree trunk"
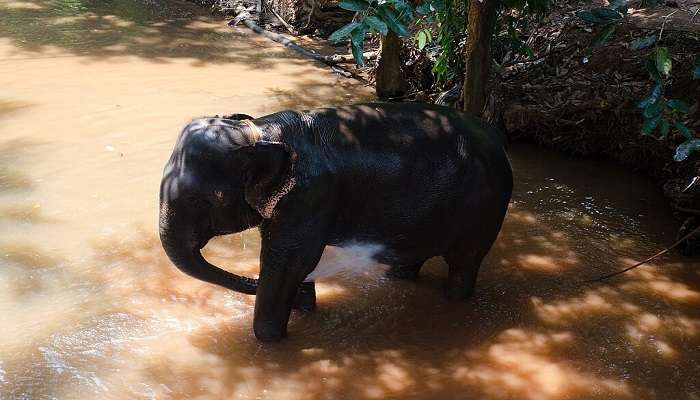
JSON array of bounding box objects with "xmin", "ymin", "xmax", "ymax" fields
[
  {"xmin": 463, "ymin": 0, "xmax": 499, "ymax": 115},
  {"xmin": 376, "ymin": 31, "xmax": 407, "ymax": 99}
]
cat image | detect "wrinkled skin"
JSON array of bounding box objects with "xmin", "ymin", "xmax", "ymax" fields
[{"xmin": 159, "ymin": 103, "xmax": 513, "ymax": 342}]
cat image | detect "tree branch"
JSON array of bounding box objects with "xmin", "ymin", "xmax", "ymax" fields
[{"xmin": 228, "ymin": 8, "xmax": 373, "ymax": 82}]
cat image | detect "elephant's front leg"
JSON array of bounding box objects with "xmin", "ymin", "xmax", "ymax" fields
[
  {"xmin": 253, "ymin": 228, "xmax": 325, "ymax": 342},
  {"xmin": 293, "ymin": 281, "xmax": 316, "ymax": 312}
]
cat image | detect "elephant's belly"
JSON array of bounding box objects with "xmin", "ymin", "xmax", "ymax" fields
[
  {"xmin": 306, "ymin": 235, "xmax": 441, "ymax": 282},
  {"xmin": 305, "ymin": 242, "xmax": 390, "ymax": 281}
]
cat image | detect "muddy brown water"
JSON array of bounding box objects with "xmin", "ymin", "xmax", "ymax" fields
[{"xmin": 1, "ymin": 0, "xmax": 700, "ymax": 399}]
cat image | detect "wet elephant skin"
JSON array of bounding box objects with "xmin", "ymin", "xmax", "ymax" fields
[{"xmin": 159, "ymin": 102, "xmax": 513, "ymax": 341}]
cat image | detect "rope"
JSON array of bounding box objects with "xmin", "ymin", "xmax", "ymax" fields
[
  {"xmin": 240, "ymin": 119, "xmax": 262, "ymax": 143},
  {"xmin": 588, "ymin": 225, "xmax": 700, "ymax": 282}
]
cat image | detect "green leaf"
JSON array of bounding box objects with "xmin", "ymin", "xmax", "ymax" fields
[
  {"xmin": 592, "ymin": 23, "xmax": 616, "ymax": 46},
  {"xmin": 350, "ymin": 24, "xmax": 367, "ymax": 65},
  {"xmin": 431, "ymin": 0, "xmax": 445, "ymax": 11},
  {"xmin": 643, "ymin": 101, "xmax": 662, "ymax": 118},
  {"xmin": 338, "ymin": 0, "xmax": 370, "ymax": 11},
  {"xmin": 389, "ymin": 0, "xmax": 415, "ymax": 21},
  {"xmin": 417, "ymin": 30, "xmax": 427, "ymax": 49},
  {"xmin": 377, "ymin": 6, "xmax": 409, "ymax": 36},
  {"xmin": 364, "ymin": 16, "xmax": 388, "ymax": 35},
  {"xmin": 674, "ymin": 139, "xmax": 700, "ymax": 162},
  {"xmin": 641, "ymin": 114, "xmax": 661, "ymax": 135},
  {"xmin": 645, "ymin": 58, "xmax": 662, "ymax": 82},
  {"xmin": 638, "ymin": 83, "xmax": 662, "ymax": 109},
  {"xmin": 576, "ymin": 10, "xmax": 603, "ymax": 24},
  {"xmin": 328, "ymin": 22, "xmax": 361, "ymax": 42},
  {"xmin": 591, "ymin": 7, "xmax": 623, "ymax": 20},
  {"xmin": 654, "ymin": 47, "xmax": 672, "ymax": 78},
  {"xmin": 675, "ymin": 121, "xmax": 694, "ymax": 139},
  {"xmin": 667, "ymin": 99, "xmax": 690, "ymax": 113},
  {"xmin": 416, "ymin": 1, "xmax": 432, "ymax": 14},
  {"xmin": 659, "ymin": 119, "xmax": 670, "ymax": 138},
  {"xmin": 629, "ymin": 34, "xmax": 656, "ymax": 50}
]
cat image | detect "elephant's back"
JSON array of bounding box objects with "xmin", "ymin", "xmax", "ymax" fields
[{"xmin": 306, "ymin": 102, "xmax": 481, "ymax": 150}]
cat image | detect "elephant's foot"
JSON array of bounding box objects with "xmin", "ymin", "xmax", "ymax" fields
[
  {"xmin": 386, "ymin": 263, "xmax": 422, "ymax": 280},
  {"xmin": 293, "ymin": 281, "xmax": 316, "ymax": 312},
  {"xmin": 446, "ymin": 265, "xmax": 479, "ymax": 301}
]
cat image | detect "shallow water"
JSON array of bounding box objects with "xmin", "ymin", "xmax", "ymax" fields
[{"xmin": 1, "ymin": 0, "xmax": 699, "ymax": 399}]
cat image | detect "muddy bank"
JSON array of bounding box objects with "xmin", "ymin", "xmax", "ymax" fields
[{"xmin": 497, "ymin": 0, "xmax": 700, "ymax": 227}]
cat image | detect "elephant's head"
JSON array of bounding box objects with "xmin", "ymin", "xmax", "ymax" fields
[{"xmin": 159, "ymin": 117, "xmax": 296, "ymax": 295}]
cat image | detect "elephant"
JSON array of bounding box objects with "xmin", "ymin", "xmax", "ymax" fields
[{"xmin": 159, "ymin": 102, "xmax": 513, "ymax": 342}]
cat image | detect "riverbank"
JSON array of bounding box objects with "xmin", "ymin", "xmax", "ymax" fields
[
  {"xmin": 498, "ymin": 0, "xmax": 700, "ymax": 222},
  {"xmin": 202, "ymin": 0, "xmax": 700, "ymax": 246}
]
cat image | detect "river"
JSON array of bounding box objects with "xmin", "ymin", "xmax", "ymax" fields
[{"xmin": 1, "ymin": 0, "xmax": 699, "ymax": 399}]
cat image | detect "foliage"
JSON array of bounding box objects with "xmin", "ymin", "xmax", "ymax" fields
[
  {"xmin": 637, "ymin": 47, "xmax": 696, "ymax": 161},
  {"xmin": 329, "ymin": 0, "xmax": 549, "ymax": 79},
  {"xmin": 329, "ymin": 0, "xmax": 415, "ymax": 65},
  {"xmin": 430, "ymin": 0, "xmax": 466, "ymax": 82},
  {"xmin": 577, "ymin": 1, "xmax": 697, "ymax": 162},
  {"xmin": 575, "ymin": 3, "xmax": 624, "ymax": 46}
]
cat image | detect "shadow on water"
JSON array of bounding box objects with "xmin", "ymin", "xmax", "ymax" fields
[
  {"xmin": 0, "ymin": 99, "xmax": 34, "ymax": 118},
  {"xmin": 1, "ymin": 147, "xmax": 689, "ymax": 399},
  {"xmin": 0, "ymin": 139, "xmax": 57, "ymax": 224},
  {"xmin": 264, "ymin": 79, "xmax": 373, "ymax": 112},
  {"xmin": 0, "ymin": 139, "xmax": 37, "ymax": 193},
  {"xmin": 0, "ymin": 0, "xmax": 320, "ymax": 69}
]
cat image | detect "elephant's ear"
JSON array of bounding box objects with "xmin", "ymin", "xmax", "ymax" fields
[{"xmin": 243, "ymin": 142, "xmax": 297, "ymax": 219}]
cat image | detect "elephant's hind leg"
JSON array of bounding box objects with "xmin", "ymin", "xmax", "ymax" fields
[
  {"xmin": 446, "ymin": 196, "xmax": 508, "ymax": 300},
  {"xmin": 444, "ymin": 249, "xmax": 484, "ymax": 300}
]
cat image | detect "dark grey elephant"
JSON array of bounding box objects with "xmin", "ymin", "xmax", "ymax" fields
[{"xmin": 159, "ymin": 102, "xmax": 513, "ymax": 341}]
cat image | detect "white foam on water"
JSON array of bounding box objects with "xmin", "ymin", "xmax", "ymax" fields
[
  {"xmin": 305, "ymin": 242, "xmax": 389, "ymax": 281},
  {"xmin": 0, "ymin": 361, "xmax": 6, "ymax": 385}
]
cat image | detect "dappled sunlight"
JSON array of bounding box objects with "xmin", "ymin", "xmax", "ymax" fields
[
  {"xmin": 618, "ymin": 262, "xmax": 700, "ymax": 303},
  {"xmin": 2, "ymin": 0, "xmax": 700, "ymax": 397},
  {"xmin": 3, "ymin": 0, "xmax": 42, "ymax": 9},
  {"xmin": 0, "ymin": 0, "xmax": 339, "ymax": 69},
  {"xmin": 517, "ymin": 254, "xmax": 567, "ymax": 271},
  {"xmin": 4, "ymin": 140, "xmax": 700, "ymax": 398},
  {"xmin": 531, "ymin": 288, "xmax": 624, "ymax": 324},
  {"xmin": 265, "ymin": 81, "xmax": 372, "ymax": 112},
  {"xmin": 91, "ymin": 230, "xmax": 258, "ymax": 321},
  {"xmin": 495, "ymin": 206, "xmax": 579, "ymax": 273},
  {"xmin": 451, "ymin": 329, "xmax": 630, "ymax": 400}
]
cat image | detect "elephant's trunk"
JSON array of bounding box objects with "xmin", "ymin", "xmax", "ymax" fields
[{"xmin": 159, "ymin": 213, "xmax": 258, "ymax": 295}]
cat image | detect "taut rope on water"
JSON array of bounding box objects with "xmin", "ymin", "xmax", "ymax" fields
[{"xmin": 588, "ymin": 225, "xmax": 700, "ymax": 282}]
